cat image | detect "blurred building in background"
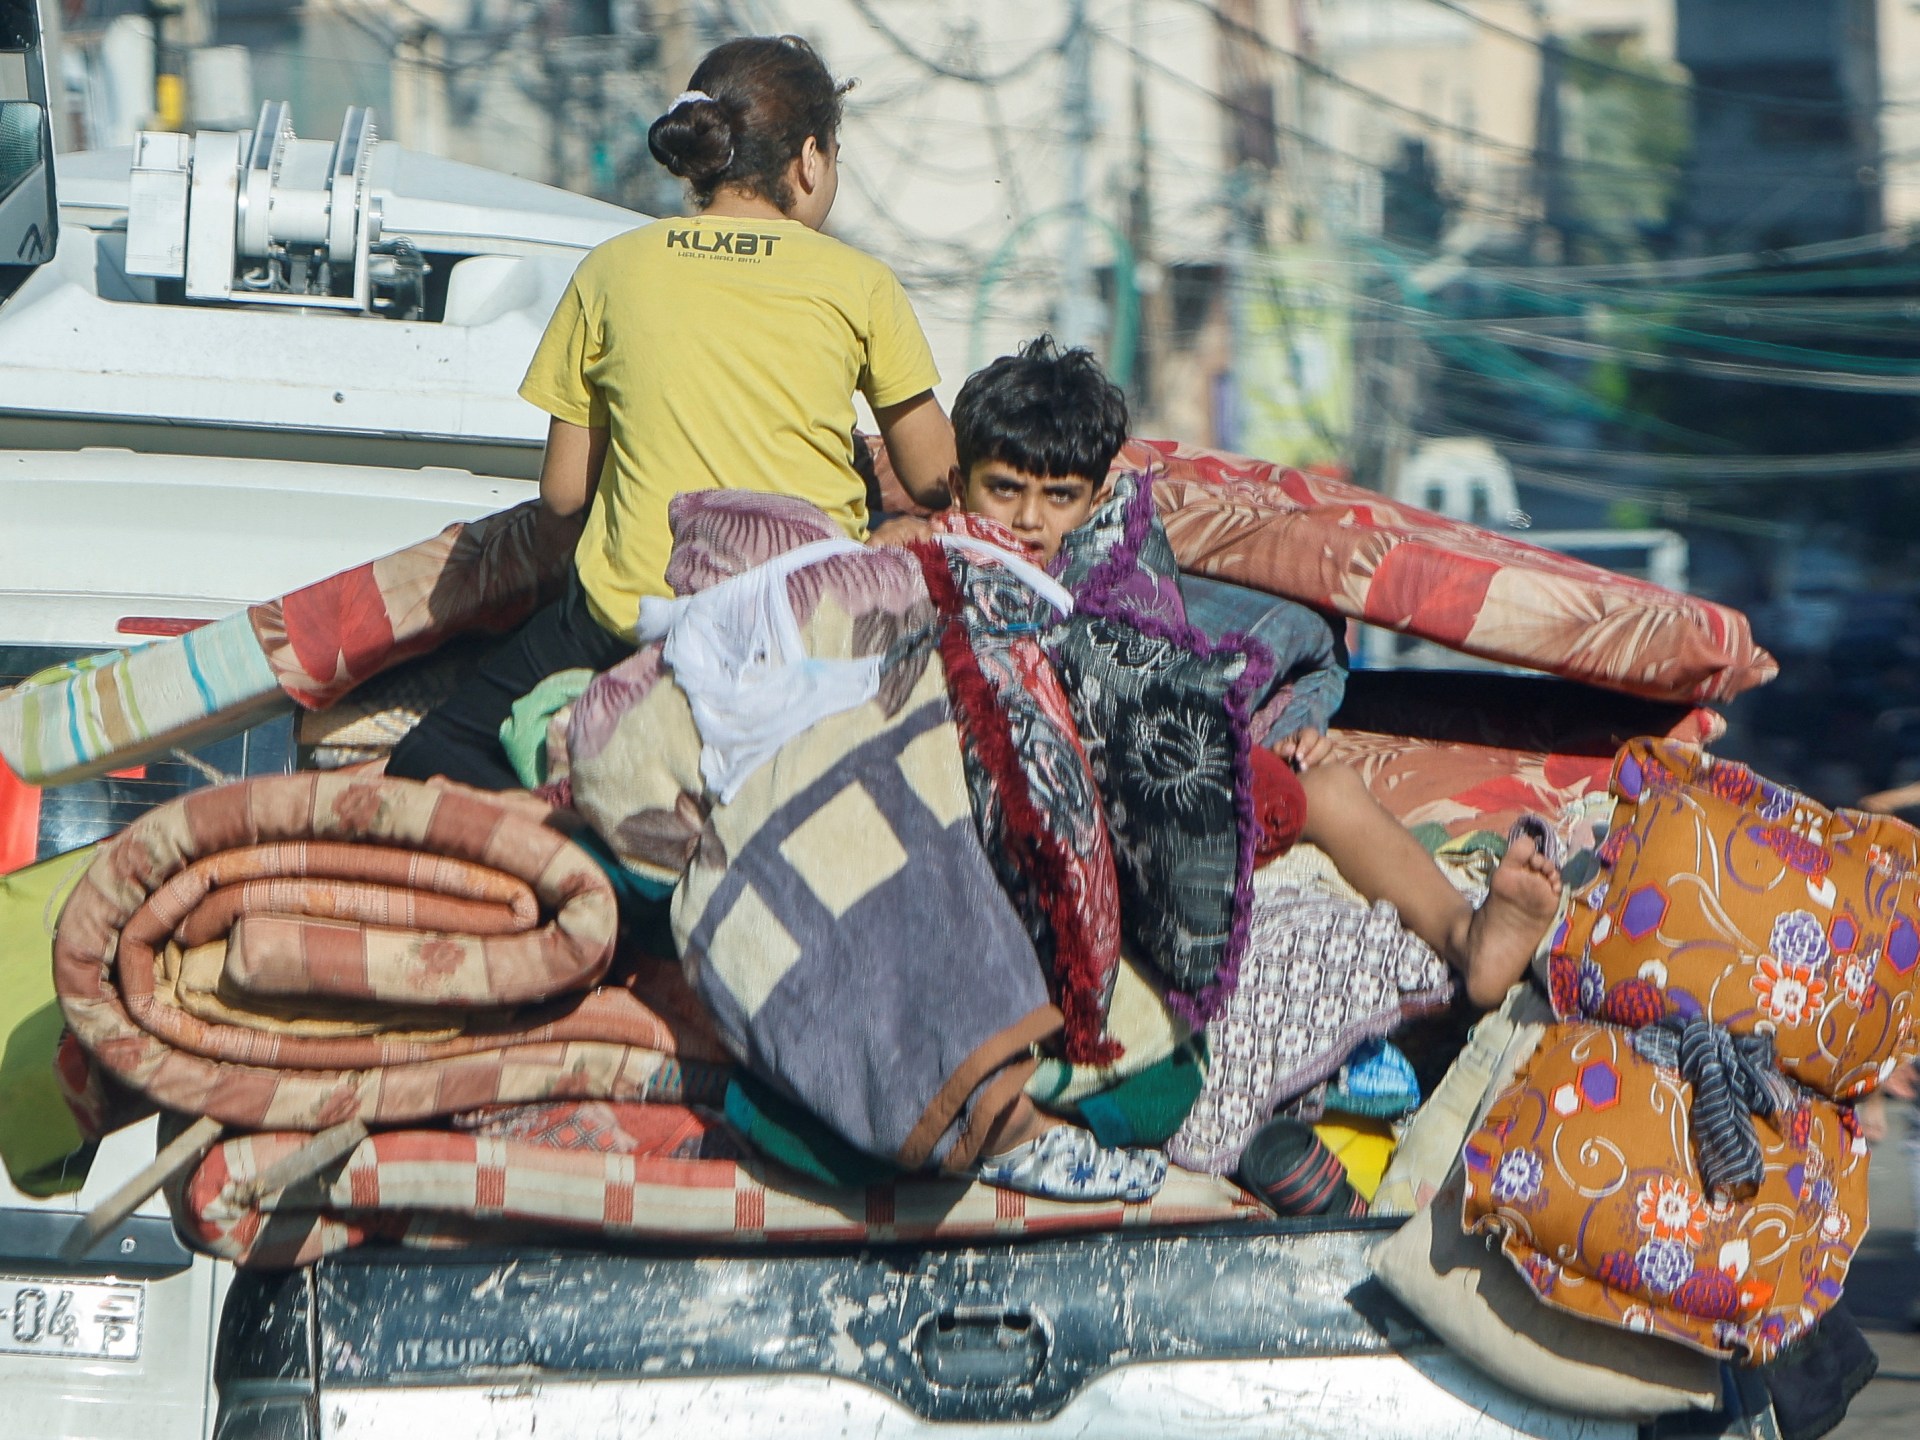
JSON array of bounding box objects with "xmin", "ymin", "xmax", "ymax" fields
[{"xmin": 29, "ymin": 0, "xmax": 1920, "ymax": 802}]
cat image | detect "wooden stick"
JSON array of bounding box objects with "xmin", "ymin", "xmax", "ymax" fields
[
  {"xmin": 232, "ymin": 1117, "xmax": 371, "ymax": 1206},
  {"xmin": 62, "ymin": 1114, "xmax": 225, "ymax": 1260}
]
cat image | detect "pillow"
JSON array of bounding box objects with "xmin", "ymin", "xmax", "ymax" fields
[
  {"xmin": 1117, "ymin": 436, "xmax": 1777, "ymax": 706},
  {"xmin": 1551, "ymin": 738, "xmax": 1920, "ymax": 1099},
  {"xmin": 1461, "ymin": 1019, "xmax": 1869, "ymax": 1365},
  {"xmin": 1046, "ymin": 473, "xmax": 1271, "ymax": 1025},
  {"xmin": 1372, "ymin": 983, "xmax": 1555, "ymax": 1217},
  {"xmin": 1371, "ymin": 1168, "xmax": 1722, "ymax": 1419}
]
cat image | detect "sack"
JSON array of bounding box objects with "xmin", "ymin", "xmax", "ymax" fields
[{"xmin": 1372, "ymin": 1168, "xmax": 1722, "ymax": 1419}]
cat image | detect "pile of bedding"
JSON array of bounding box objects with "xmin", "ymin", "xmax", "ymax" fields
[
  {"xmin": 1369, "ymin": 739, "xmax": 1918, "ymax": 1430},
  {"xmin": 8, "ymin": 441, "xmax": 1807, "ymax": 1292}
]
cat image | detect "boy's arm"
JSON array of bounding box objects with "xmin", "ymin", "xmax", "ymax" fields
[
  {"xmin": 873, "ymin": 391, "xmax": 957, "ymax": 510},
  {"xmin": 1265, "ymin": 618, "xmax": 1349, "ymax": 743}
]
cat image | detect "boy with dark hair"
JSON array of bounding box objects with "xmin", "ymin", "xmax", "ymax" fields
[{"xmin": 935, "ymin": 336, "xmax": 1562, "ymax": 1011}]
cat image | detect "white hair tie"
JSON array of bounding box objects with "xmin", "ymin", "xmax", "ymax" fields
[{"xmin": 668, "ymin": 90, "xmax": 716, "ymax": 113}]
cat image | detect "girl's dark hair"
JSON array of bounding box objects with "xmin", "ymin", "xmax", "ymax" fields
[
  {"xmin": 647, "ymin": 35, "xmax": 851, "ymax": 210},
  {"xmin": 953, "ymin": 336, "xmax": 1130, "ymax": 483}
]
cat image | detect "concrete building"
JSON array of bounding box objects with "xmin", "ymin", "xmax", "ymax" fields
[
  {"xmin": 49, "ymin": 1, "xmax": 1919, "ymax": 460},
  {"xmin": 1882, "ymin": 0, "xmax": 1920, "ymax": 225},
  {"xmin": 1315, "ymin": 0, "xmax": 1678, "ymax": 252},
  {"xmin": 1674, "ymin": 0, "xmax": 1883, "ymax": 251}
]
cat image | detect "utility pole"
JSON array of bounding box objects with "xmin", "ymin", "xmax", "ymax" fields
[
  {"xmin": 1126, "ymin": 0, "xmax": 1161, "ymax": 419},
  {"xmin": 1216, "ymin": 0, "xmax": 1275, "ymax": 451},
  {"xmin": 1058, "ymin": 0, "xmax": 1100, "ymax": 351},
  {"xmin": 36, "ymin": 0, "xmax": 68, "ymax": 150},
  {"xmin": 1532, "ymin": 1, "xmax": 1566, "ymax": 262},
  {"xmin": 144, "ymin": 1, "xmax": 185, "ymax": 130}
]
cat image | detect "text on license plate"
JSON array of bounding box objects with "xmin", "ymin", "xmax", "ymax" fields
[{"xmin": 0, "ymin": 1274, "xmax": 143, "ymax": 1362}]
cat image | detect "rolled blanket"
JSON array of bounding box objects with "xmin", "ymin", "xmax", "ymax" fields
[
  {"xmin": 53, "ymin": 773, "xmax": 731, "ymax": 1134},
  {"xmin": 170, "ymin": 1107, "xmax": 1265, "ymax": 1269}
]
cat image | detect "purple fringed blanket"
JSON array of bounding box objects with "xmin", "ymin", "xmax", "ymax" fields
[{"xmin": 1047, "ymin": 472, "xmax": 1274, "ymax": 1025}]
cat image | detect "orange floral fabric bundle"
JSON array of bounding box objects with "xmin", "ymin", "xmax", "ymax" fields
[
  {"xmin": 1462, "ymin": 1021, "xmax": 1868, "ymax": 1364},
  {"xmin": 1548, "ymin": 737, "xmax": 1920, "ymax": 1099}
]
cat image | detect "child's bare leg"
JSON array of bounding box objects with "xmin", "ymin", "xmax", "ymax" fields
[{"xmin": 1296, "ymin": 762, "xmax": 1560, "ymax": 1008}]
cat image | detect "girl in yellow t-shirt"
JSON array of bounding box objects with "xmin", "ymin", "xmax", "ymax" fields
[{"xmin": 389, "ymin": 35, "xmax": 955, "ymax": 789}]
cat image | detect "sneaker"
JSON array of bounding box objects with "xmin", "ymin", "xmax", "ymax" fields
[{"xmin": 975, "ymin": 1125, "xmax": 1167, "ymax": 1204}]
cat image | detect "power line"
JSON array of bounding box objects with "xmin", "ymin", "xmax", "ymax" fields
[
  {"xmin": 1413, "ymin": 0, "xmax": 1920, "ymax": 115},
  {"xmin": 839, "ymin": 0, "xmax": 1068, "ymax": 86},
  {"xmin": 1479, "ymin": 437, "xmax": 1920, "ymax": 483},
  {"xmin": 1505, "ymin": 464, "xmax": 1797, "ymax": 537},
  {"xmin": 1349, "ymin": 286, "xmax": 1920, "ymax": 378},
  {"xmin": 1433, "ymin": 225, "xmax": 1920, "ymax": 286},
  {"xmin": 1179, "ymin": 0, "xmax": 1686, "ymax": 181},
  {"xmin": 1469, "ymin": 322, "xmax": 1920, "ymax": 394}
]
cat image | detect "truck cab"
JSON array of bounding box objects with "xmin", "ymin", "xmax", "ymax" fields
[{"xmin": 0, "ymin": 7, "xmax": 1761, "ymax": 1437}]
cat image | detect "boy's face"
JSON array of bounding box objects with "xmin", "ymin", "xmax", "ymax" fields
[{"xmin": 953, "ymin": 459, "xmax": 1108, "ymax": 565}]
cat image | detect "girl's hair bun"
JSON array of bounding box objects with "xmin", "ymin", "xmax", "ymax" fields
[
  {"xmin": 648, "ymin": 94, "xmax": 735, "ymax": 186},
  {"xmin": 650, "ymin": 36, "xmax": 848, "ymax": 210}
]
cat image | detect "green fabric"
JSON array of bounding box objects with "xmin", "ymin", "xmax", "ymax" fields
[
  {"xmin": 1068, "ymin": 1039, "xmax": 1208, "ymax": 1149},
  {"xmin": 724, "ymin": 1072, "xmax": 898, "ymax": 1188},
  {"xmin": 1, "ymin": 846, "xmax": 97, "ymax": 1195},
  {"xmin": 1410, "ymin": 822, "xmax": 1509, "ymax": 860},
  {"xmin": 1023, "ymin": 952, "xmax": 1192, "ymax": 1106},
  {"xmin": 1074, "ymin": 1039, "xmax": 1207, "ymax": 1148},
  {"xmin": 498, "ymin": 668, "xmax": 595, "ymax": 788}
]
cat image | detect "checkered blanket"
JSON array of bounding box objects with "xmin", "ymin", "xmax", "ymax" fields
[
  {"xmin": 52, "ymin": 773, "xmax": 730, "ymax": 1135},
  {"xmin": 570, "ymin": 492, "xmax": 1062, "ymax": 1175},
  {"xmin": 172, "ymin": 1104, "xmax": 1265, "ymax": 1269}
]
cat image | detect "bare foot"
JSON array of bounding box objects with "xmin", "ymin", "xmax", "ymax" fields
[{"xmin": 1460, "ymin": 833, "xmax": 1563, "ymax": 1008}]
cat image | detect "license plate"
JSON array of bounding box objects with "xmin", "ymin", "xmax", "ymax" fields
[{"xmin": 0, "ymin": 1274, "xmax": 143, "ymax": 1362}]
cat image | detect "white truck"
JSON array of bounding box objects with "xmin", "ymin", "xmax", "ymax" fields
[{"xmin": 1, "ymin": 7, "xmax": 1752, "ymax": 1436}]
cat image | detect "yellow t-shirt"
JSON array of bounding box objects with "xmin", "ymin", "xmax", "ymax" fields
[{"xmin": 519, "ymin": 216, "xmax": 940, "ymax": 637}]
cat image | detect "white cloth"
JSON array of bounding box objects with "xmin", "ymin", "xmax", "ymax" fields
[{"xmin": 635, "ymin": 538, "xmax": 879, "ymax": 804}]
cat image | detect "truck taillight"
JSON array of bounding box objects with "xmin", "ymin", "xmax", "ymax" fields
[
  {"xmin": 115, "ymin": 617, "xmax": 213, "ymax": 638},
  {"xmin": 0, "ymin": 762, "xmax": 39, "ymax": 873}
]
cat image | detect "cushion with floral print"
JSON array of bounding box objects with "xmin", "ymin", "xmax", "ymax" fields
[
  {"xmin": 1548, "ymin": 737, "xmax": 1920, "ymax": 1100},
  {"xmin": 1045, "ymin": 473, "xmax": 1272, "ymax": 1027},
  {"xmin": 1462, "ymin": 1020, "xmax": 1868, "ymax": 1366}
]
